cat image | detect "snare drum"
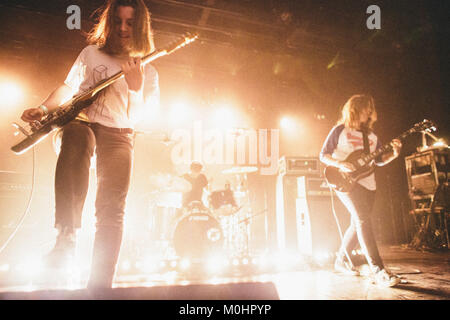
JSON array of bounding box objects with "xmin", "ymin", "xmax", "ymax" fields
[{"xmin": 173, "ymin": 207, "xmax": 224, "ymax": 259}]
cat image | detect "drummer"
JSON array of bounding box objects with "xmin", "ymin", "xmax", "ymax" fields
[
  {"xmin": 222, "ymin": 181, "xmax": 238, "ymax": 208},
  {"xmin": 181, "ymin": 161, "xmax": 208, "ymax": 207}
]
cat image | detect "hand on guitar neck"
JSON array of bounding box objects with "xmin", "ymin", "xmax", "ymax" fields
[{"xmin": 20, "ymin": 108, "xmax": 45, "ymax": 123}]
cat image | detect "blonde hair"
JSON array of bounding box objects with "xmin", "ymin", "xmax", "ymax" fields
[
  {"xmin": 87, "ymin": 0, "xmax": 155, "ymax": 57},
  {"xmin": 338, "ymin": 94, "xmax": 377, "ymax": 130}
]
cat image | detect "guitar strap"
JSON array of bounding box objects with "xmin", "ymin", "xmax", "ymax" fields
[{"xmin": 362, "ymin": 128, "xmax": 370, "ymax": 154}]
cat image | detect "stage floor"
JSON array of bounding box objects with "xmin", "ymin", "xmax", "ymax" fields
[{"xmin": 0, "ymin": 245, "xmax": 448, "ymax": 300}]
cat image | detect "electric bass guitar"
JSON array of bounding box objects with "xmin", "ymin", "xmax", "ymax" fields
[
  {"xmin": 10, "ymin": 33, "xmax": 198, "ymax": 155},
  {"xmin": 324, "ymin": 119, "xmax": 436, "ymax": 193}
]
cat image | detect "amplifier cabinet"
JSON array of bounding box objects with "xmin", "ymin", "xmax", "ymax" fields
[
  {"xmin": 405, "ymin": 148, "xmax": 449, "ymax": 214},
  {"xmin": 275, "ymin": 175, "xmax": 349, "ymax": 256},
  {"xmin": 278, "ymin": 156, "xmax": 323, "ymax": 177}
]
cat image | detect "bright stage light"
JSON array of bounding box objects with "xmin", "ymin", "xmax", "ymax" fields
[
  {"xmin": 257, "ymin": 255, "xmax": 270, "ymax": 268},
  {"xmin": 313, "ymin": 251, "xmax": 331, "ymax": 263},
  {"xmin": 16, "ymin": 257, "xmax": 44, "ymax": 277},
  {"xmin": 212, "ymin": 104, "xmax": 238, "ymax": 128},
  {"xmin": 0, "ymin": 264, "xmax": 9, "ymax": 272},
  {"xmin": 0, "ymin": 81, "xmax": 24, "ymax": 107},
  {"xmin": 135, "ymin": 261, "xmax": 142, "ymax": 270},
  {"xmin": 215, "ymin": 107, "xmax": 233, "ymax": 121},
  {"xmin": 206, "ymin": 254, "xmax": 227, "ymax": 273},
  {"xmin": 280, "ymin": 116, "xmax": 296, "ymax": 130},
  {"xmin": 180, "ymin": 258, "xmax": 191, "ymax": 270},
  {"xmin": 142, "ymin": 256, "xmax": 160, "ymax": 273},
  {"xmin": 274, "ymin": 250, "xmax": 298, "ymax": 270},
  {"xmin": 169, "ymin": 100, "xmax": 191, "ymax": 124},
  {"xmin": 170, "ymin": 260, "xmax": 178, "ymax": 268},
  {"xmin": 121, "ymin": 260, "xmax": 131, "ymax": 271},
  {"xmin": 163, "ymin": 271, "xmax": 177, "ymax": 284}
]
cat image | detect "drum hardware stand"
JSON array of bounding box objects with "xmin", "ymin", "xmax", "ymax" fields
[{"xmin": 238, "ymin": 209, "xmax": 267, "ymax": 257}]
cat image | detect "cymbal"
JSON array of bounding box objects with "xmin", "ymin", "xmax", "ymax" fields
[
  {"xmin": 149, "ymin": 174, "xmax": 192, "ymax": 193},
  {"xmin": 222, "ymin": 166, "xmax": 258, "ymax": 175}
]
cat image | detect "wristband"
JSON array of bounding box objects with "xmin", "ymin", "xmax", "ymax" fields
[{"xmin": 38, "ymin": 105, "xmax": 49, "ymax": 116}]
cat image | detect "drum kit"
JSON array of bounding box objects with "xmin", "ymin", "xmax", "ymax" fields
[{"xmin": 148, "ymin": 166, "xmax": 259, "ymax": 262}]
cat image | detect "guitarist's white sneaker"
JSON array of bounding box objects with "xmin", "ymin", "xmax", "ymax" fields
[{"xmin": 373, "ymin": 268, "xmax": 401, "ymax": 287}]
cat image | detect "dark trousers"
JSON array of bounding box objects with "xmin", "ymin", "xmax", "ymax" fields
[
  {"xmin": 54, "ymin": 120, "xmax": 134, "ymax": 287},
  {"xmin": 336, "ymin": 184, "xmax": 384, "ymax": 271}
]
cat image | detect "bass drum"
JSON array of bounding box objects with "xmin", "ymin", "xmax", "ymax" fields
[{"xmin": 173, "ymin": 207, "xmax": 224, "ymax": 259}]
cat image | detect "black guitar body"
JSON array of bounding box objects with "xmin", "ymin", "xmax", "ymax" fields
[
  {"xmin": 323, "ymin": 120, "xmax": 435, "ymax": 193},
  {"xmin": 324, "ymin": 149, "xmax": 376, "ymax": 193}
]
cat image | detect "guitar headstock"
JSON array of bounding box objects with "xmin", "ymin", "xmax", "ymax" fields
[
  {"xmin": 413, "ymin": 119, "xmax": 436, "ymax": 133},
  {"xmin": 165, "ymin": 33, "xmax": 199, "ymax": 55}
]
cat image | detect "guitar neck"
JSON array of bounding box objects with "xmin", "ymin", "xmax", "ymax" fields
[
  {"xmin": 360, "ymin": 127, "xmax": 417, "ymax": 165},
  {"xmin": 61, "ymin": 34, "xmax": 197, "ymax": 107}
]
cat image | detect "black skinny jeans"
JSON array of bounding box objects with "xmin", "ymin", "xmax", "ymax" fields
[
  {"xmin": 54, "ymin": 120, "xmax": 134, "ymax": 231},
  {"xmin": 336, "ymin": 184, "xmax": 384, "ymax": 271}
]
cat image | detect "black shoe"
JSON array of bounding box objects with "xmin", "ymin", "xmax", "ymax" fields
[{"xmin": 44, "ymin": 230, "xmax": 76, "ymax": 269}]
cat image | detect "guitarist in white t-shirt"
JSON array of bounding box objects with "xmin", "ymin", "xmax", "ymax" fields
[
  {"xmin": 19, "ymin": 0, "xmax": 160, "ymax": 289},
  {"xmin": 320, "ymin": 94, "xmax": 402, "ymax": 287}
]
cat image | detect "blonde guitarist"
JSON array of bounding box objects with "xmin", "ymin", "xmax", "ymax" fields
[{"xmin": 320, "ymin": 94, "xmax": 402, "ymax": 287}]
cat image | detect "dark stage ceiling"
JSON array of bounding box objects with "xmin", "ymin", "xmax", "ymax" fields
[{"xmin": 0, "ymin": 0, "xmax": 448, "ymax": 134}]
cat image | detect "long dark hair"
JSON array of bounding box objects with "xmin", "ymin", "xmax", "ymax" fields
[{"xmin": 87, "ymin": 0, "xmax": 155, "ymax": 57}]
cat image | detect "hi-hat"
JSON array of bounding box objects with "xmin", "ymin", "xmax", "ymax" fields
[{"xmin": 222, "ymin": 166, "xmax": 258, "ymax": 174}]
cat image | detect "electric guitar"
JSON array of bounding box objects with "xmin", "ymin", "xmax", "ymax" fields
[
  {"xmin": 10, "ymin": 33, "xmax": 199, "ymax": 155},
  {"xmin": 324, "ymin": 119, "xmax": 436, "ymax": 193}
]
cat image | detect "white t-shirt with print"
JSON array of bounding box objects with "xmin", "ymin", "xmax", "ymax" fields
[
  {"xmin": 320, "ymin": 124, "xmax": 382, "ymax": 191},
  {"xmin": 64, "ymin": 45, "xmax": 160, "ymax": 129}
]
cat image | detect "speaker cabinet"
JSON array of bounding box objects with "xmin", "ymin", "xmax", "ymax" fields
[{"xmin": 276, "ymin": 175, "xmax": 349, "ymax": 256}]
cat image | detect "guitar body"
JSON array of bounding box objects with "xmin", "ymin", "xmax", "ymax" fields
[
  {"xmin": 11, "ymin": 98, "xmax": 94, "ymax": 154},
  {"xmin": 323, "ymin": 120, "xmax": 436, "ymax": 193},
  {"xmin": 324, "ymin": 149, "xmax": 376, "ymax": 193}
]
